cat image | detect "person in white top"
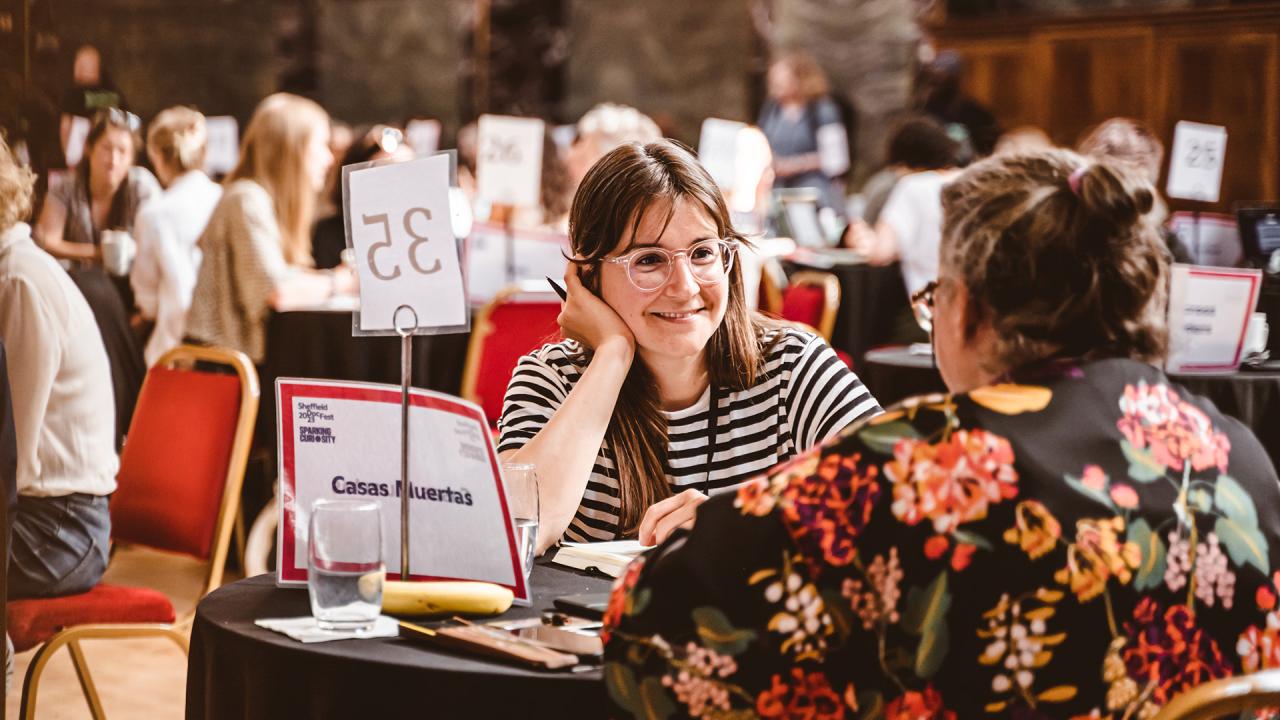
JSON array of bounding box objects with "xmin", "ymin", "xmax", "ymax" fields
[
  {"xmin": 132, "ymin": 106, "xmax": 223, "ymax": 366},
  {"xmin": 0, "ymin": 138, "xmax": 117, "ymax": 600},
  {"xmin": 846, "ymin": 116, "xmax": 961, "ymax": 297}
]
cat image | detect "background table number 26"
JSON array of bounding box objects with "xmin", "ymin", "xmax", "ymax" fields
[{"xmin": 343, "ymin": 152, "xmax": 469, "ymax": 336}]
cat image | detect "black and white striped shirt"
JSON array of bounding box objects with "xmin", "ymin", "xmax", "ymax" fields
[{"xmin": 497, "ymin": 328, "xmax": 881, "ymax": 542}]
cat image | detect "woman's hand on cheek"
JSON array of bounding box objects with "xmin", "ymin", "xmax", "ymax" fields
[
  {"xmin": 637, "ymin": 489, "xmax": 708, "ymax": 546},
  {"xmin": 558, "ymin": 263, "xmax": 635, "ymax": 357}
]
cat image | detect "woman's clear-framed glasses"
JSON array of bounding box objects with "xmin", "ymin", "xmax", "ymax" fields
[
  {"xmin": 601, "ymin": 239, "xmax": 739, "ymax": 292},
  {"xmin": 911, "ymin": 279, "xmax": 938, "ymax": 334}
]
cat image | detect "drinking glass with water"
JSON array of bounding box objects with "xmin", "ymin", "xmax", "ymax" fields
[
  {"xmin": 308, "ymin": 499, "xmax": 384, "ymax": 632},
  {"xmin": 502, "ymin": 463, "xmax": 539, "ymax": 579}
]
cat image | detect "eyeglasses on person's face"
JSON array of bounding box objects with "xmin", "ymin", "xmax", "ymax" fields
[
  {"xmin": 600, "ymin": 238, "xmax": 739, "ymax": 293},
  {"xmin": 911, "ymin": 279, "xmax": 939, "ymax": 334}
]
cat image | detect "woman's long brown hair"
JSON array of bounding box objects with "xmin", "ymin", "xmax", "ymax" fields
[{"xmin": 569, "ymin": 140, "xmax": 779, "ymax": 536}]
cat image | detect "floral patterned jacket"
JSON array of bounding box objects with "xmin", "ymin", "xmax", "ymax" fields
[{"xmin": 602, "ymin": 358, "xmax": 1280, "ymax": 719}]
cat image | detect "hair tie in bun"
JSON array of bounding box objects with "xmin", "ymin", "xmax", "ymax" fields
[{"xmin": 1068, "ymin": 166, "xmax": 1088, "ymax": 197}]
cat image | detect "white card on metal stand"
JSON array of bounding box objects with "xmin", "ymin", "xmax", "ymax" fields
[
  {"xmin": 342, "ymin": 152, "xmax": 469, "ymax": 336},
  {"xmin": 476, "ymin": 115, "xmax": 545, "ymax": 209},
  {"xmin": 1166, "ymin": 121, "xmax": 1228, "ymax": 203}
]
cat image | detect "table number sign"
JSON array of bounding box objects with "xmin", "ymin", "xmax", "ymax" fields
[
  {"xmin": 276, "ymin": 378, "xmax": 530, "ymax": 604},
  {"xmin": 463, "ymin": 222, "xmax": 570, "ymax": 304},
  {"xmin": 1167, "ymin": 121, "xmax": 1228, "ymax": 203},
  {"xmin": 204, "ymin": 116, "xmax": 240, "ymax": 177},
  {"xmin": 1166, "ymin": 264, "xmax": 1260, "ymax": 373},
  {"xmin": 698, "ymin": 117, "xmax": 748, "ymax": 190},
  {"xmin": 343, "ymin": 152, "xmax": 469, "ymax": 336},
  {"xmin": 477, "ymin": 114, "xmax": 545, "ymax": 209}
]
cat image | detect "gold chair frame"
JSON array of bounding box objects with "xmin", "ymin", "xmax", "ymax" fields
[
  {"xmin": 785, "ymin": 270, "xmax": 842, "ymax": 342},
  {"xmin": 1153, "ymin": 669, "xmax": 1280, "ymax": 719},
  {"xmin": 19, "ymin": 344, "xmax": 260, "ymax": 720},
  {"xmin": 758, "ymin": 258, "xmax": 785, "ymax": 316}
]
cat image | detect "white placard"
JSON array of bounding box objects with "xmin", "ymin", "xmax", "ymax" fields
[
  {"xmin": 816, "ymin": 123, "xmax": 850, "ymax": 177},
  {"xmin": 476, "ymin": 115, "xmax": 545, "ymax": 208},
  {"xmin": 463, "ymin": 222, "xmax": 570, "ymax": 304},
  {"xmin": 1167, "ymin": 121, "xmax": 1228, "ymax": 203},
  {"xmin": 343, "ymin": 153, "xmax": 468, "ymax": 335},
  {"xmin": 275, "ymin": 378, "xmax": 529, "ymax": 603},
  {"xmin": 65, "ymin": 116, "xmax": 91, "ymax": 168},
  {"xmin": 203, "ymin": 116, "xmax": 240, "ymax": 176},
  {"xmin": 698, "ymin": 118, "xmax": 747, "ymax": 189},
  {"xmin": 405, "ymin": 119, "xmax": 442, "ymax": 156},
  {"xmin": 1166, "ymin": 264, "xmax": 1260, "ymax": 373}
]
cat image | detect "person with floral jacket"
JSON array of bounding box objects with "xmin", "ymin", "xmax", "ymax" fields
[{"xmin": 602, "ymin": 150, "xmax": 1280, "ymax": 719}]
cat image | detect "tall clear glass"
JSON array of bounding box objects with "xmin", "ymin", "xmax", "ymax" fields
[
  {"xmin": 308, "ymin": 499, "xmax": 384, "ymax": 631},
  {"xmin": 503, "ymin": 463, "xmax": 539, "ymax": 580}
]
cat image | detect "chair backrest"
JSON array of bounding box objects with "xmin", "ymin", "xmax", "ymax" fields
[
  {"xmin": 461, "ymin": 287, "xmax": 563, "ymax": 427},
  {"xmin": 1153, "ymin": 669, "xmax": 1280, "ymax": 719},
  {"xmin": 110, "ymin": 345, "xmax": 259, "ymax": 597},
  {"xmin": 758, "ymin": 258, "xmax": 785, "ymax": 315},
  {"xmin": 781, "ymin": 270, "xmax": 841, "ymax": 341}
]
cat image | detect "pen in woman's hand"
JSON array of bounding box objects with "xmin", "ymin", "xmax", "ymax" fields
[{"xmin": 546, "ymin": 276, "xmax": 567, "ymax": 301}]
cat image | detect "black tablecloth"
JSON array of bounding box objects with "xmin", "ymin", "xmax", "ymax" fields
[
  {"xmin": 781, "ymin": 258, "xmax": 911, "ymax": 365},
  {"xmin": 863, "ymin": 346, "xmax": 1280, "ymax": 470},
  {"xmin": 187, "ymin": 564, "xmax": 612, "ymax": 719}
]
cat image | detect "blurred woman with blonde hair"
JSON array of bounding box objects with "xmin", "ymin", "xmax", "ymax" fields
[
  {"xmin": 186, "ymin": 92, "xmax": 355, "ymax": 364},
  {"xmin": 758, "ymin": 50, "xmax": 850, "ymax": 214},
  {"xmin": 132, "ymin": 106, "xmax": 223, "ymax": 366}
]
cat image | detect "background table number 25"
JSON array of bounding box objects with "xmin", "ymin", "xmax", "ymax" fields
[{"xmin": 343, "ymin": 152, "xmax": 469, "ymax": 336}]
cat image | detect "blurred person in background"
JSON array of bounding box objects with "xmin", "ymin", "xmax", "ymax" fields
[
  {"xmin": 35, "ymin": 108, "xmax": 158, "ymax": 448},
  {"xmin": 604, "ymin": 149, "xmax": 1280, "ymax": 718},
  {"xmin": 0, "ymin": 136, "xmax": 116, "ymax": 605},
  {"xmin": 565, "ymin": 103, "xmax": 662, "ymax": 191},
  {"xmin": 131, "ymin": 106, "xmax": 223, "ymax": 366},
  {"xmin": 1077, "ymin": 117, "xmax": 1190, "ymax": 263},
  {"xmin": 913, "ymin": 49, "xmax": 1001, "ymax": 161},
  {"xmin": 186, "ymin": 93, "xmax": 356, "ymax": 366},
  {"xmin": 856, "ymin": 114, "xmax": 962, "ymax": 227},
  {"xmin": 312, "ymin": 124, "xmax": 415, "ymax": 270},
  {"xmin": 758, "ymin": 51, "xmax": 851, "ymax": 215},
  {"xmin": 59, "ymin": 45, "xmax": 126, "ymax": 165},
  {"xmin": 995, "ymin": 125, "xmax": 1054, "ymax": 157}
]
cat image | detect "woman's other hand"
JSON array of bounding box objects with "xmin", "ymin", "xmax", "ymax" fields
[
  {"xmin": 559, "ymin": 263, "xmax": 635, "ymax": 356},
  {"xmin": 637, "ymin": 489, "xmax": 708, "ymax": 546}
]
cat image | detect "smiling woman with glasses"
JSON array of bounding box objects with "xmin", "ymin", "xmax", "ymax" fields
[{"xmin": 498, "ymin": 139, "xmax": 880, "ymax": 554}]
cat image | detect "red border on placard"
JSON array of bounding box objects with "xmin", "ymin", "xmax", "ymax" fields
[
  {"xmin": 277, "ymin": 380, "xmax": 527, "ymax": 601},
  {"xmin": 1175, "ymin": 267, "xmax": 1261, "ymax": 372}
]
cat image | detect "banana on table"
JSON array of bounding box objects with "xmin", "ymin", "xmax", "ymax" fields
[{"xmin": 359, "ymin": 573, "xmax": 514, "ymax": 616}]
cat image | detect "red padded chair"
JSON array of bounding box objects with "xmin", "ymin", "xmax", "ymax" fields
[
  {"xmin": 780, "ymin": 270, "xmax": 841, "ymax": 342},
  {"xmin": 9, "ymin": 344, "xmax": 259, "ymax": 719},
  {"xmin": 461, "ymin": 286, "xmax": 563, "ymax": 428}
]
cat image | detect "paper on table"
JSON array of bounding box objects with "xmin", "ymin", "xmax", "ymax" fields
[
  {"xmin": 553, "ymin": 540, "xmax": 651, "ymax": 578},
  {"xmin": 256, "ymin": 615, "xmax": 400, "ymax": 643}
]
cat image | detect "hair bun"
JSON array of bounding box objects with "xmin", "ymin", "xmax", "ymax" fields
[{"xmin": 1074, "ymin": 161, "xmax": 1154, "ymax": 226}]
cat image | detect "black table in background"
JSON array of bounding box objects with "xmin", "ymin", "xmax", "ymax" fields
[
  {"xmin": 186, "ymin": 564, "xmax": 612, "ymax": 720},
  {"xmin": 863, "ymin": 346, "xmax": 1280, "ymax": 471},
  {"xmin": 781, "ymin": 258, "xmax": 911, "ymax": 367}
]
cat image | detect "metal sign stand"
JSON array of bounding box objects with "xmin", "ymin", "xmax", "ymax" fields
[{"xmin": 394, "ymin": 304, "xmax": 418, "ymax": 580}]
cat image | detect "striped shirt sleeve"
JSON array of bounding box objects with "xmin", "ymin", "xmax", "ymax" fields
[
  {"xmin": 784, "ymin": 333, "xmax": 881, "ymax": 450},
  {"xmin": 496, "ymin": 346, "xmax": 574, "ymax": 455}
]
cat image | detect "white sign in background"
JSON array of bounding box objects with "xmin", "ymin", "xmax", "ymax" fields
[
  {"xmin": 204, "ymin": 116, "xmax": 240, "ymax": 176},
  {"xmin": 1166, "ymin": 121, "xmax": 1228, "ymax": 203},
  {"xmin": 698, "ymin": 118, "xmax": 747, "ymax": 190},
  {"xmin": 1166, "ymin": 264, "xmax": 1260, "ymax": 373},
  {"xmin": 405, "ymin": 119, "xmax": 442, "ymax": 156},
  {"xmin": 476, "ymin": 115, "xmax": 545, "ymax": 208},
  {"xmin": 344, "ymin": 153, "xmax": 468, "ymax": 334},
  {"xmin": 464, "ymin": 222, "xmax": 570, "ymax": 304},
  {"xmin": 276, "ymin": 379, "xmax": 528, "ymax": 602}
]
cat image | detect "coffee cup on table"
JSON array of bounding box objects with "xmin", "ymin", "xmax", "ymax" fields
[{"xmin": 101, "ymin": 230, "xmax": 136, "ymax": 277}]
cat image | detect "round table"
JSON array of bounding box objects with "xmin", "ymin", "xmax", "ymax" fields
[
  {"xmin": 863, "ymin": 345, "xmax": 1280, "ymax": 469},
  {"xmin": 186, "ymin": 564, "xmax": 612, "ymax": 719}
]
